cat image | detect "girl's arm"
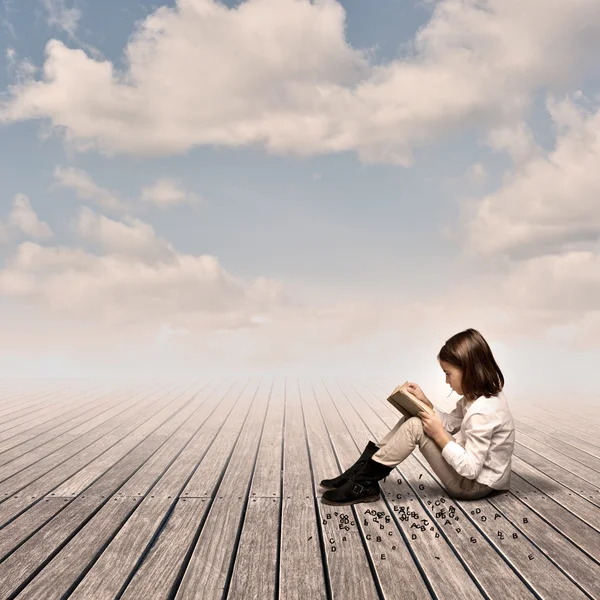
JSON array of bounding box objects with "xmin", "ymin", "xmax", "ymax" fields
[
  {"xmin": 433, "ymin": 400, "xmax": 464, "ymax": 434},
  {"xmin": 441, "ymin": 412, "xmax": 499, "ymax": 479}
]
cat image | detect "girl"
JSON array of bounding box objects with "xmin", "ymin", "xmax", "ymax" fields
[{"xmin": 320, "ymin": 328, "xmax": 515, "ymax": 505}]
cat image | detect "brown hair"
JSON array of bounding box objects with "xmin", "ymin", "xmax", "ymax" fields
[{"xmin": 437, "ymin": 328, "xmax": 504, "ymax": 401}]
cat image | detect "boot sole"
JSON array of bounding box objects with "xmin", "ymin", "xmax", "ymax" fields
[{"xmin": 321, "ymin": 494, "xmax": 380, "ymax": 506}]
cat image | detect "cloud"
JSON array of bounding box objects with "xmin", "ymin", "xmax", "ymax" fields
[
  {"xmin": 2, "ymin": 0, "xmax": 17, "ymax": 39},
  {"xmin": 73, "ymin": 206, "xmax": 176, "ymax": 263},
  {"xmin": 486, "ymin": 121, "xmax": 542, "ymax": 165},
  {"xmin": 440, "ymin": 94, "xmax": 600, "ymax": 352},
  {"xmin": 498, "ymin": 252, "xmax": 600, "ymax": 313},
  {"xmin": 6, "ymin": 48, "xmax": 38, "ymax": 82},
  {"xmin": 54, "ymin": 166, "xmax": 198, "ymax": 213},
  {"xmin": 0, "ymin": 194, "xmax": 53, "ymax": 243},
  {"xmin": 53, "ymin": 166, "xmax": 130, "ymax": 213},
  {"xmin": 140, "ymin": 178, "xmax": 200, "ymax": 209},
  {"xmin": 0, "ymin": 207, "xmax": 284, "ymax": 326},
  {"xmin": 41, "ymin": 0, "xmax": 81, "ymax": 37},
  {"xmin": 2, "ymin": 0, "xmax": 600, "ymax": 163},
  {"xmin": 461, "ymin": 96, "xmax": 600, "ymax": 260}
]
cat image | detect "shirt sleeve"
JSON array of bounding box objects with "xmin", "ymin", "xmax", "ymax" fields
[
  {"xmin": 433, "ymin": 401, "xmax": 463, "ymax": 435},
  {"xmin": 441, "ymin": 412, "xmax": 497, "ymax": 479}
]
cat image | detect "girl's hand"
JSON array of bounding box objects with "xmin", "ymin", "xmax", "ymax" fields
[
  {"xmin": 418, "ymin": 410, "xmax": 445, "ymax": 439},
  {"xmin": 406, "ymin": 383, "xmax": 433, "ymax": 408}
]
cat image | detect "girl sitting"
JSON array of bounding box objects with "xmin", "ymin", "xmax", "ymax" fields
[{"xmin": 320, "ymin": 328, "xmax": 515, "ymax": 505}]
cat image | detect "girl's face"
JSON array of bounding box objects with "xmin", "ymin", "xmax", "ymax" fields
[{"xmin": 439, "ymin": 360, "xmax": 463, "ymax": 395}]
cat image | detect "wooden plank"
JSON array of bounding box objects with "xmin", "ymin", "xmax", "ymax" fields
[
  {"xmin": 513, "ymin": 415, "xmax": 600, "ymax": 457},
  {"xmin": 0, "ymin": 391, "xmax": 39, "ymax": 410},
  {"xmin": 512, "ymin": 443, "xmax": 600, "ymax": 506},
  {"xmin": 0, "ymin": 497, "xmax": 110, "ymax": 599},
  {"xmin": 527, "ymin": 404, "xmax": 600, "ymax": 436},
  {"xmin": 0, "ymin": 387, "xmax": 180, "ymax": 526},
  {"xmin": 168, "ymin": 380, "xmax": 272, "ymax": 599},
  {"xmin": 434, "ymin": 492, "xmax": 593, "ymax": 600},
  {"xmin": 524, "ymin": 413, "xmax": 600, "ymax": 439},
  {"xmin": 280, "ymin": 497, "xmax": 329, "ymax": 600},
  {"xmin": 0, "ymin": 386, "xmax": 105, "ymax": 435},
  {"xmin": 298, "ymin": 378, "xmax": 386, "ymax": 600},
  {"xmin": 181, "ymin": 378, "xmax": 264, "ymax": 497},
  {"xmin": 0, "ymin": 386, "xmax": 168, "ymax": 496},
  {"xmin": 120, "ymin": 497, "xmax": 210, "ymax": 599},
  {"xmin": 246, "ymin": 377, "xmax": 285, "ymax": 498},
  {"xmin": 281, "ymin": 379, "xmax": 314, "ymax": 498},
  {"xmin": 0, "ymin": 381, "xmax": 222, "ymax": 562},
  {"xmin": 114, "ymin": 379, "xmax": 233, "ymax": 498},
  {"xmin": 0, "ymin": 387, "xmax": 78, "ymax": 419},
  {"xmin": 0, "ymin": 386, "xmax": 159, "ymax": 475},
  {"xmin": 487, "ymin": 481, "xmax": 600, "ymax": 597},
  {"xmin": 0, "ymin": 495, "xmax": 66, "ymax": 559},
  {"xmin": 50, "ymin": 385, "xmax": 202, "ymax": 497},
  {"xmin": 277, "ymin": 378, "xmax": 327, "ymax": 600},
  {"xmin": 534, "ymin": 416, "xmax": 600, "ymax": 447},
  {"xmin": 515, "ymin": 431, "xmax": 600, "ymax": 487},
  {"xmin": 0, "ymin": 382, "xmax": 219, "ymax": 597},
  {"xmin": 510, "ymin": 455, "xmax": 600, "ymax": 529},
  {"xmin": 328, "ymin": 385, "xmax": 532, "ymax": 599},
  {"xmin": 298, "ymin": 378, "xmax": 340, "ymax": 501},
  {"xmin": 225, "ymin": 377, "xmax": 285, "ymax": 599},
  {"xmin": 226, "ymin": 497, "xmax": 280, "ymax": 600},
  {"xmin": 516, "ymin": 421, "xmax": 600, "ymax": 470},
  {"xmin": 507, "ymin": 472, "xmax": 600, "ymax": 558},
  {"xmin": 0, "ymin": 496, "xmax": 138, "ymax": 599},
  {"xmin": 0, "ymin": 386, "xmax": 126, "ymax": 458},
  {"xmin": 96, "ymin": 380, "xmax": 256, "ymax": 599},
  {"xmin": 125, "ymin": 378, "xmax": 248, "ymax": 501}
]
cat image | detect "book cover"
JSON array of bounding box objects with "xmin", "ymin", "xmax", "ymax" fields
[{"xmin": 386, "ymin": 381, "xmax": 435, "ymax": 417}]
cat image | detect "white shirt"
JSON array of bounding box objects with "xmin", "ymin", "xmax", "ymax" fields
[{"xmin": 433, "ymin": 389, "xmax": 515, "ymax": 489}]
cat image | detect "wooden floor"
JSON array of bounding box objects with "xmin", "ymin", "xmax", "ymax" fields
[{"xmin": 0, "ymin": 378, "xmax": 599, "ymax": 600}]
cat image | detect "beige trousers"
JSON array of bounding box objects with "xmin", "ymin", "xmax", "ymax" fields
[{"xmin": 372, "ymin": 408, "xmax": 493, "ymax": 500}]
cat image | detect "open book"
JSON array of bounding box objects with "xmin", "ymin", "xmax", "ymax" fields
[{"xmin": 386, "ymin": 381, "xmax": 435, "ymax": 417}]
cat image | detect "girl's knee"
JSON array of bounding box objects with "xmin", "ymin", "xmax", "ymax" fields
[{"xmin": 407, "ymin": 416, "xmax": 423, "ymax": 429}]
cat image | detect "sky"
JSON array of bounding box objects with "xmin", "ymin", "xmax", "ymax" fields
[{"xmin": 0, "ymin": 0, "xmax": 599, "ymax": 406}]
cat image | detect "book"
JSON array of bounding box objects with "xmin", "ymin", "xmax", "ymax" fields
[{"xmin": 386, "ymin": 381, "xmax": 435, "ymax": 417}]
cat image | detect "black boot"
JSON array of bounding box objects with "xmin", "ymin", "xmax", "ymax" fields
[
  {"xmin": 320, "ymin": 441, "xmax": 380, "ymax": 490},
  {"xmin": 321, "ymin": 457, "xmax": 394, "ymax": 506}
]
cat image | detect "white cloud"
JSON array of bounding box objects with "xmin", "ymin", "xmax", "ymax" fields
[
  {"xmin": 0, "ymin": 207, "xmax": 284, "ymax": 326},
  {"xmin": 497, "ymin": 252, "xmax": 600, "ymax": 313},
  {"xmin": 41, "ymin": 0, "xmax": 81, "ymax": 37},
  {"xmin": 486, "ymin": 121, "xmax": 542, "ymax": 165},
  {"xmin": 441, "ymin": 94, "xmax": 600, "ymax": 352},
  {"xmin": 2, "ymin": 0, "xmax": 600, "ymax": 163},
  {"xmin": 461, "ymin": 96, "xmax": 600, "ymax": 260},
  {"xmin": 2, "ymin": 0, "xmax": 17, "ymax": 39},
  {"xmin": 9, "ymin": 194, "xmax": 53, "ymax": 239},
  {"xmin": 53, "ymin": 166, "xmax": 130, "ymax": 213},
  {"xmin": 54, "ymin": 167, "xmax": 198, "ymax": 213},
  {"xmin": 6, "ymin": 48, "xmax": 38, "ymax": 83},
  {"xmin": 0, "ymin": 194, "xmax": 53, "ymax": 243},
  {"xmin": 140, "ymin": 178, "xmax": 200, "ymax": 209},
  {"xmin": 73, "ymin": 206, "xmax": 176, "ymax": 264}
]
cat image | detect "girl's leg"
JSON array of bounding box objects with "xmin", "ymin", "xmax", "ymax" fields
[
  {"xmin": 372, "ymin": 416, "xmax": 492, "ymax": 500},
  {"xmin": 377, "ymin": 406, "xmax": 412, "ymax": 447}
]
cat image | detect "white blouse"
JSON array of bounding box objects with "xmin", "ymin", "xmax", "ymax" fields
[{"xmin": 433, "ymin": 389, "xmax": 515, "ymax": 489}]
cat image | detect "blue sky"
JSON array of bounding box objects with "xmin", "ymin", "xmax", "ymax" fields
[
  {"xmin": 0, "ymin": 0, "xmax": 473, "ymax": 289},
  {"xmin": 0, "ymin": 0, "xmax": 599, "ymax": 406}
]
